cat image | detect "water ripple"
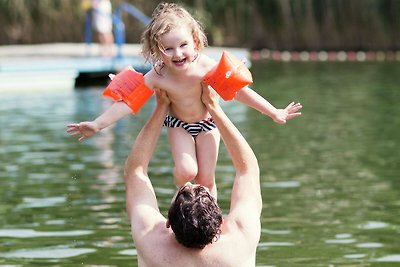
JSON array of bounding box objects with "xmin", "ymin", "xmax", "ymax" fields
[
  {"xmin": 262, "ymin": 181, "xmax": 301, "ymax": 188},
  {"xmin": 118, "ymin": 249, "xmax": 138, "ymax": 256},
  {"xmin": 358, "ymin": 221, "xmax": 389, "ymax": 229},
  {"xmin": 17, "ymin": 196, "xmax": 66, "ymax": 208},
  {"xmin": 335, "ymin": 233, "xmax": 352, "ymax": 239},
  {"xmin": 344, "ymin": 254, "xmax": 366, "ymax": 259},
  {"xmin": 356, "ymin": 242, "xmax": 383, "ymax": 248},
  {"xmin": 258, "ymin": 242, "xmax": 294, "ymax": 247},
  {"xmin": 0, "ymin": 229, "xmax": 93, "ymax": 238},
  {"xmin": 0, "ymin": 247, "xmax": 96, "ymax": 259},
  {"xmin": 325, "ymin": 239, "xmax": 356, "ymax": 244},
  {"xmin": 374, "ymin": 255, "xmax": 400, "ymax": 262},
  {"xmin": 262, "ymin": 229, "xmax": 291, "ymax": 235}
]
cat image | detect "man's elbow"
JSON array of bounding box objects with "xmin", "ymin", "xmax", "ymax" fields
[
  {"xmin": 124, "ymin": 151, "xmax": 143, "ymax": 171},
  {"xmin": 123, "ymin": 160, "xmax": 145, "ymax": 183},
  {"xmin": 243, "ymin": 159, "xmax": 260, "ymax": 176}
]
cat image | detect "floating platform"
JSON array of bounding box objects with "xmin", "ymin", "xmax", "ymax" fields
[{"xmin": 0, "ymin": 43, "xmax": 250, "ymax": 92}]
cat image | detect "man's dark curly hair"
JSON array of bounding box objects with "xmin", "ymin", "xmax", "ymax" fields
[{"xmin": 168, "ymin": 184, "xmax": 222, "ymax": 249}]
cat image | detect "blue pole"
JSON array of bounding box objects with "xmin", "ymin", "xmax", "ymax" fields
[
  {"xmin": 118, "ymin": 3, "xmax": 151, "ymax": 25},
  {"xmin": 113, "ymin": 12, "xmax": 125, "ymax": 59},
  {"xmin": 84, "ymin": 9, "xmax": 93, "ymax": 56},
  {"xmin": 84, "ymin": 10, "xmax": 92, "ymax": 45},
  {"xmin": 112, "ymin": 3, "xmax": 151, "ymax": 59}
]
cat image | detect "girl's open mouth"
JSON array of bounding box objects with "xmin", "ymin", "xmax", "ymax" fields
[{"xmin": 173, "ymin": 58, "xmax": 186, "ymax": 66}]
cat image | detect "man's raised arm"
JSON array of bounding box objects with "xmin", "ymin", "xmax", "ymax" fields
[
  {"xmin": 201, "ymin": 83, "xmax": 262, "ymax": 221},
  {"xmin": 124, "ymin": 89, "xmax": 169, "ymax": 234}
]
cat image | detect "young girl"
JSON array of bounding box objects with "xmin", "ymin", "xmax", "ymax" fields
[{"xmin": 67, "ymin": 2, "xmax": 302, "ymax": 197}]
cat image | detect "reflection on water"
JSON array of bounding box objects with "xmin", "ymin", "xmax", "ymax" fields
[
  {"xmin": 0, "ymin": 229, "xmax": 93, "ymax": 238},
  {"xmin": 375, "ymin": 255, "xmax": 400, "ymax": 262},
  {"xmin": 263, "ymin": 181, "xmax": 301, "ymax": 188},
  {"xmin": 358, "ymin": 221, "xmax": 389, "ymax": 230},
  {"xmin": 0, "ymin": 247, "xmax": 96, "ymax": 259},
  {"xmin": 1, "ymin": 62, "xmax": 400, "ymax": 266},
  {"xmin": 17, "ymin": 196, "xmax": 66, "ymax": 209}
]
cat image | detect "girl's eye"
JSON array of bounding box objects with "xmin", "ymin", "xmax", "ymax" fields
[{"xmin": 181, "ymin": 43, "xmax": 187, "ymax": 47}]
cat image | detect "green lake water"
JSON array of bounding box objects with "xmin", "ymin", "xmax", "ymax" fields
[{"xmin": 1, "ymin": 61, "xmax": 399, "ymax": 266}]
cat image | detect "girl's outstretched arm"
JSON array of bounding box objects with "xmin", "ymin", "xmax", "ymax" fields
[
  {"xmin": 234, "ymin": 86, "xmax": 302, "ymax": 124},
  {"xmin": 67, "ymin": 101, "xmax": 132, "ymax": 141}
]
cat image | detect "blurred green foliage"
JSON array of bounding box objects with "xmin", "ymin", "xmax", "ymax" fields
[{"xmin": 0, "ymin": 0, "xmax": 399, "ymax": 50}]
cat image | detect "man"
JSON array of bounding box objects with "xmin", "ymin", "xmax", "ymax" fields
[{"xmin": 124, "ymin": 84, "xmax": 262, "ymax": 266}]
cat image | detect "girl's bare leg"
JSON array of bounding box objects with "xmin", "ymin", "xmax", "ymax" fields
[
  {"xmin": 195, "ymin": 128, "xmax": 220, "ymax": 198},
  {"xmin": 167, "ymin": 127, "xmax": 198, "ymax": 186}
]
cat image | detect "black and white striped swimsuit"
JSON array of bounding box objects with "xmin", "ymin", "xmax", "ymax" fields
[{"xmin": 163, "ymin": 115, "xmax": 217, "ymax": 137}]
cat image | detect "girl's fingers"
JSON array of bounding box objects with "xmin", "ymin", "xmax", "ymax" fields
[
  {"xmin": 287, "ymin": 113, "xmax": 301, "ymax": 120},
  {"xmin": 285, "ymin": 102, "xmax": 296, "ymax": 110},
  {"xmin": 66, "ymin": 127, "xmax": 78, "ymax": 133},
  {"xmin": 69, "ymin": 132, "xmax": 81, "ymax": 137},
  {"xmin": 288, "ymin": 103, "xmax": 302, "ymax": 112}
]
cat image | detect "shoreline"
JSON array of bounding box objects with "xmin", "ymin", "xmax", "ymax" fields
[{"xmin": 251, "ymin": 49, "xmax": 400, "ymax": 62}]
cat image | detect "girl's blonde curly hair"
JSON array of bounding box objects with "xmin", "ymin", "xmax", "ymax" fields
[{"xmin": 141, "ymin": 2, "xmax": 207, "ymax": 65}]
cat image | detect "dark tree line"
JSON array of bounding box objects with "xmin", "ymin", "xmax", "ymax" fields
[{"xmin": 1, "ymin": 0, "xmax": 399, "ymax": 50}]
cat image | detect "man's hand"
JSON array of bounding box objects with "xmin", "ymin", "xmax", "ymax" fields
[
  {"xmin": 272, "ymin": 101, "xmax": 302, "ymax": 124},
  {"xmin": 201, "ymin": 81, "xmax": 261, "ymax": 231},
  {"xmin": 67, "ymin": 121, "xmax": 101, "ymax": 142},
  {"xmin": 154, "ymin": 88, "xmax": 170, "ymax": 107},
  {"xmin": 201, "ymin": 82, "xmax": 220, "ymax": 108}
]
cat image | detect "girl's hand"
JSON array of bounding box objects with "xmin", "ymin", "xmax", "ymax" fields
[
  {"xmin": 66, "ymin": 121, "xmax": 101, "ymax": 142},
  {"xmin": 273, "ymin": 102, "xmax": 302, "ymax": 124}
]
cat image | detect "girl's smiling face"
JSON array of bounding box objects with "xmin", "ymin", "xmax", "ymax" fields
[{"xmin": 159, "ymin": 27, "xmax": 197, "ymax": 71}]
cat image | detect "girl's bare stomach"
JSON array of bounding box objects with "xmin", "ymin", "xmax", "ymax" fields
[{"xmin": 169, "ymin": 105, "xmax": 210, "ymax": 123}]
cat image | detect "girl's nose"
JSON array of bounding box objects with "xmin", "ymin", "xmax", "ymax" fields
[{"xmin": 174, "ymin": 48, "xmax": 183, "ymax": 57}]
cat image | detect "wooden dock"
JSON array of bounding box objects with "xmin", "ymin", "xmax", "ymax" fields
[{"xmin": 0, "ymin": 43, "xmax": 250, "ymax": 92}]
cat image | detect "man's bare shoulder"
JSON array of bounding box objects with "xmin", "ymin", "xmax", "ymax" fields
[
  {"xmin": 220, "ymin": 213, "xmax": 261, "ymax": 255},
  {"xmin": 136, "ymin": 220, "xmax": 258, "ymax": 267}
]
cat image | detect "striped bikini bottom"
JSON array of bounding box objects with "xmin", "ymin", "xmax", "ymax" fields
[{"xmin": 163, "ymin": 115, "xmax": 217, "ymax": 137}]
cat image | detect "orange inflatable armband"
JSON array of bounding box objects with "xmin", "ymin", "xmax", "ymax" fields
[
  {"xmin": 203, "ymin": 51, "xmax": 253, "ymax": 101},
  {"xmin": 102, "ymin": 66, "xmax": 153, "ymax": 114}
]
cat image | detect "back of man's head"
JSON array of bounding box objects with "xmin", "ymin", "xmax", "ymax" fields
[{"xmin": 168, "ymin": 185, "xmax": 222, "ymax": 249}]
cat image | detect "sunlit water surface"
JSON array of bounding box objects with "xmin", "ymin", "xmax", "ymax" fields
[{"xmin": 1, "ymin": 61, "xmax": 399, "ymax": 267}]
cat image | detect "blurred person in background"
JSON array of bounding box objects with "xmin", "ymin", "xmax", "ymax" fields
[{"xmin": 82, "ymin": 0, "xmax": 115, "ymax": 57}]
